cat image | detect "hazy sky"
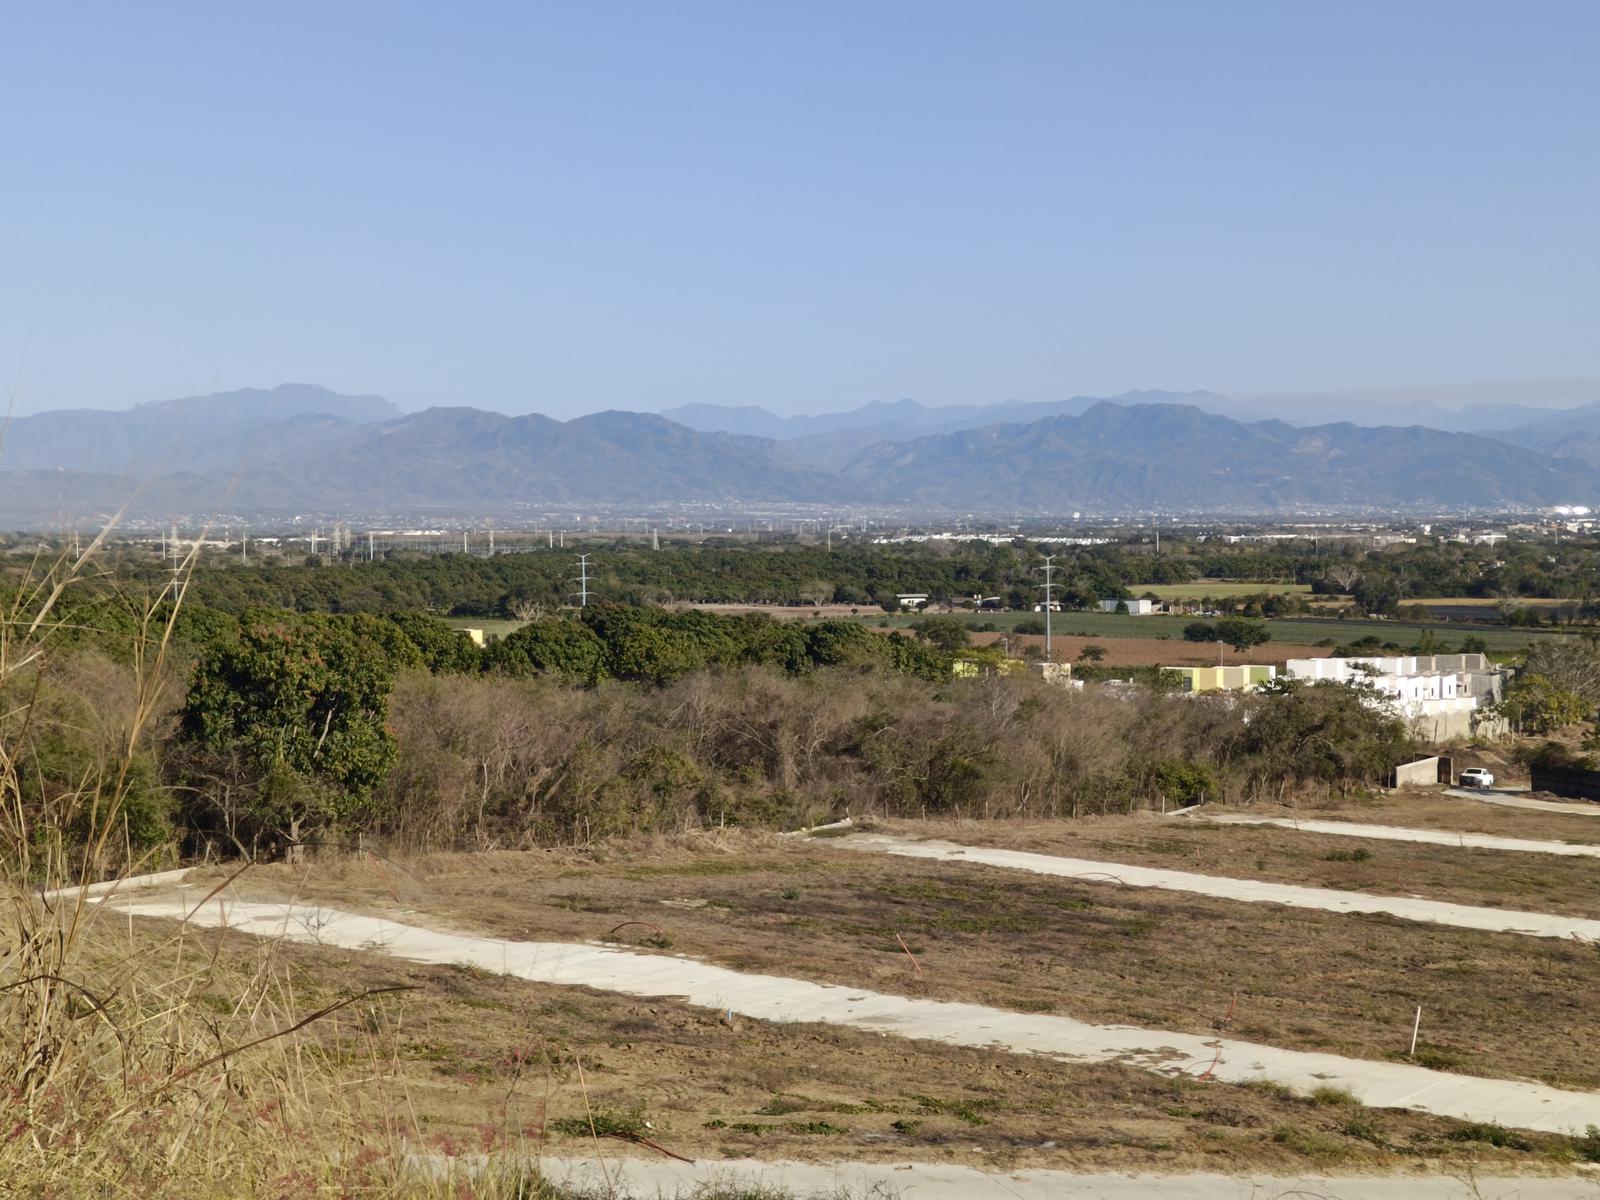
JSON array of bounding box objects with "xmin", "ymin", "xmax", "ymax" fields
[{"xmin": 3, "ymin": 2, "xmax": 1597, "ymax": 417}]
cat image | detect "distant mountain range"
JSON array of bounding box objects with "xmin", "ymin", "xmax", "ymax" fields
[
  {"xmin": 840, "ymin": 403, "xmax": 1597, "ymax": 510},
  {"xmin": 0, "ymin": 384, "xmax": 399, "ymax": 473},
  {"xmin": 3, "ymin": 383, "xmax": 1600, "ymax": 524},
  {"xmin": 663, "ymin": 390, "xmax": 1262, "ymax": 467}
]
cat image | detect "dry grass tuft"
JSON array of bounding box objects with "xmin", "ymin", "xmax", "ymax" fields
[{"xmin": 0, "ymin": 535, "xmax": 556, "ymax": 1198}]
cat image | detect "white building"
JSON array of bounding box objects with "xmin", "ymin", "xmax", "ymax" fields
[
  {"xmin": 1098, "ymin": 598, "xmax": 1157, "ymax": 616},
  {"xmin": 1283, "ymin": 654, "xmax": 1506, "ymax": 741}
]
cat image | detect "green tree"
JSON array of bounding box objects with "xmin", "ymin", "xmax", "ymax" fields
[
  {"xmin": 483, "ymin": 616, "xmax": 607, "ymax": 683},
  {"xmin": 1519, "ymin": 639, "xmax": 1600, "ymax": 705},
  {"xmin": 911, "ymin": 615, "xmax": 972, "ymax": 651},
  {"xmin": 1243, "ymin": 678, "xmax": 1415, "ymax": 797},
  {"xmin": 1152, "ymin": 759, "xmax": 1218, "ymax": 807},
  {"xmin": 181, "ymin": 612, "xmax": 402, "ymax": 856},
  {"xmin": 385, "ymin": 611, "xmax": 482, "ymax": 673},
  {"xmin": 1214, "ymin": 618, "xmax": 1271, "ymax": 653},
  {"xmin": 1077, "ymin": 643, "xmax": 1107, "ymax": 663},
  {"xmin": 1182, "ymin": 621, "xmax": 1216, "ymax": 643},
  {"xmin": 1491, "ymin": 673, "xmax": 1590, "ymax": 735}
]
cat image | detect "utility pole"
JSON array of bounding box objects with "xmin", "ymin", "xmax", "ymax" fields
[
  {"xmin": 574, "ymin": 554, "xmax": 592, "ymax": 606},
  {"xmin": 368, "ymin": 530, "xmax": 375, "ymax": 562},
  {"xmin": 651, "ymin": 528, "xmax": 660, "ymax": 551},
  {"xmin": 241, "ymin": 524, "xmax": 248, "ymax": 564},
  {"xmin": 168, "ymin": 525, "xmax": 184, "ymax": 603},
  {"xmin": 1036, "ymin": 554, "xmax": 1057, "ymax": 662},
  {"xmin": 826, "ymin": 524, "xmax": 832, "ymax": 551}
]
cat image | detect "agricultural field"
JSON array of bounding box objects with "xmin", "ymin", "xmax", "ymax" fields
[
  {"xmin": 1399, "ymin": 597, "xmax": 1577, "ymax": 609},
  {"xmin": 1140, "ymin": 581, "xmax": 1317, "ymax": 600},
  {"xmin": 120, "ymin": 788, "xmax": 1600, "ymax": 1185},
  {"xmin": 442, "ymin": 616, "xmax": 527, "ymax": 639}
]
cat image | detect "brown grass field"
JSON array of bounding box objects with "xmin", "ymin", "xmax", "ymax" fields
[
  {"xmin": 1240, "ymin": 790, "xmax": 1600, "ymax": 845},
  {"xmin": 929, "ymin": 812, "xmax": 1600, "ymax": 916},
  {"xmin": 202, "ymin": 820, "xmax": 1600, "ymax": 1097},
  {"xmin": 155, "ymin": 923, "xmax": 1586, "ymax": 1175}
]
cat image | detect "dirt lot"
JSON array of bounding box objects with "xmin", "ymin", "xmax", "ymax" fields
[
  {"xmin": 205, "ymin": 828, "xmax": 1600, "ymax": 1092},
  {"xmin": 1252, "ymin": 791, "xmax": 1600, "ymax": 846},
  {"xmin": 669, "ymin": 602, "xmax": 877, "ymax": 620},
  {"xmin": 967, "ymin": 632, "xmax": 1333, "ymax": 667},
  {"xmin": 930, "ymin": 813, "xmax": 1600, "ymax": 916},
  {"xmin": 143, "ymin": 921, "xmax": 1586, "ymax": 1175}
]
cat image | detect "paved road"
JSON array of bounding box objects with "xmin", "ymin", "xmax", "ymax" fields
[
  {"xmin": 1189, "ymin": 812, "xmax": 1600, "ymax": 857},
  {"xmin": 538, "ymin": 1156, "xmax": 1600, "ymax": 1198},
  {"xmin": 107, "ymin": 895, "xmax": 1600, "ymax": 1135},
  {"xmin": 834, "ymin": 834, "xmax": 1600, "ymax": 942}
]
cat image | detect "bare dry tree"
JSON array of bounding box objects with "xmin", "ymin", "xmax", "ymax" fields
[
  {"xmin": 507, "ymin": 597, "xmax": 546, "ymax": 622},
  {"xmin": 1325, "ymin": 563, "xmax": 1362, "ymax": 593}
]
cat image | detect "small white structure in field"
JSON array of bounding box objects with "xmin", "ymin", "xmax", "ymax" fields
[{"xmin": 1099, "ymin": 598, "xmax": 1157, "ymax": 615}]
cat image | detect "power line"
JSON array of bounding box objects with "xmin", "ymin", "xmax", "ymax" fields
[
  {"xmin": 573, "ymin": 553, "xmax": 592, "ymax": 606},
  {"xmin": 1036, "ymin": 554, "xmax": 1056, "ymax": 662}
]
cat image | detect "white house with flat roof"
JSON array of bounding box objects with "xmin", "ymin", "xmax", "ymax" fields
[
  {"xmin": 1283, "ymin": 654, "xmax": 1506, "ymax": 741},
  {"xmin": 1098, "ymin": 598, "xmax": 1157, "ymax": 615}
]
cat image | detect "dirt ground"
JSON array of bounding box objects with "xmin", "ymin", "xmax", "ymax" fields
[
  {"xmin": 926, "ymin": 813, "xmax": 1600, "ymax": 917},
  {"xmin": 668, "ymin": 603, "xmax": 875, "ymax": 620},
  {"xmin": 203, "ymin": 826, "xmax": 1600, "ymax": 1093},
  {"xmin": 966, "ymin": 631, "xmax": 1333, "ymax": 667},
  {"xmin": 152, "ymin": 922, "xmax": 1588, "ymax": 1175}
]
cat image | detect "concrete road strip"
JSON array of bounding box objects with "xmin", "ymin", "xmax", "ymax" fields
[
  {"xmin": 1447, "ymin": 788, "xmax": 1600, "ymax": 816},
  {"xmin": 533, "ymin": 1156, "xmax": 1600, "ymax": 1199},
  {"xmin": 108, "ymin": 897, "xmax": 1600, "ymax": 1134},
  {"xmin": 835, "ymin": 834, "xmax": 1600, "ymax": 942},
  {"xmin": 39, "ymin": 866, "xmax": 192, "ymax": 903},
  {"xmin": 1189, "ymin": 812, "xmax": 1600, "ymax": 857}
]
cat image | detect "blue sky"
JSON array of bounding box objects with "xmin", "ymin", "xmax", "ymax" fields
[{"xmin": 3, "ymin": 1, "xmax": 1597, "ymax": 417}]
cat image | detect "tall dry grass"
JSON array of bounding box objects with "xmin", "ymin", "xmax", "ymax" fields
[{"xmin": 0, "ymin": 538, "xmax": 559, "ymax": 1198}]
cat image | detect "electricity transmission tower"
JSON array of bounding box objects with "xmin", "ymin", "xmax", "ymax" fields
[
  {"xmin": 1036, "ymin": 555, "xmax": 1057, "ymax": 661},
  {"xmin": 578, "ymin": 554, "xmax": 592, "ymax": 604}
]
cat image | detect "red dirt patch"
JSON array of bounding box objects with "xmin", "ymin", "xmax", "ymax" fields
[{"xmin": 968, "ymin": 631, "xmax": 1333, "ymax": 667}]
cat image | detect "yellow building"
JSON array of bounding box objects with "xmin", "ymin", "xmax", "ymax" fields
[{"xmin": 1166, "ymin": 664, "xmax": 1275, "ymax": 693}]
